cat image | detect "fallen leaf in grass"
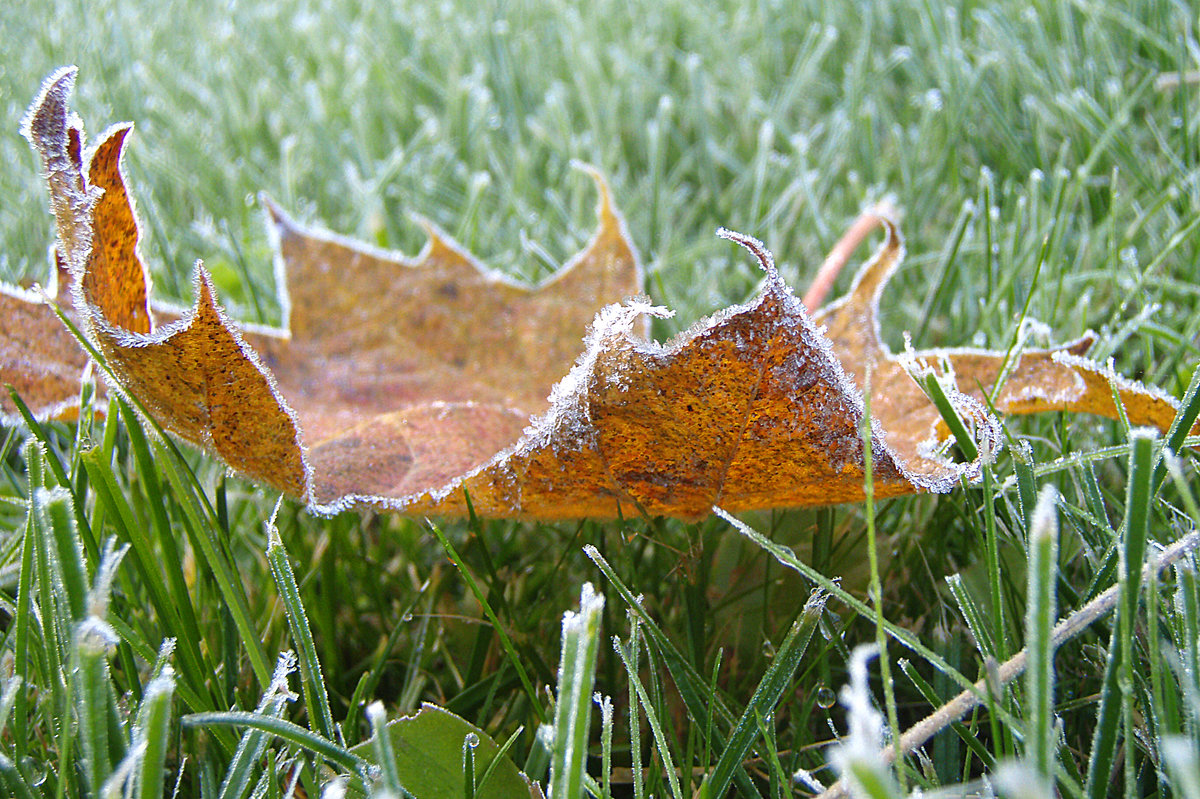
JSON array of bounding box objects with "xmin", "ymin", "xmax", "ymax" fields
[{"xmin": 5, "ymin": 68, "xmax": 1195, "ymax": 520}]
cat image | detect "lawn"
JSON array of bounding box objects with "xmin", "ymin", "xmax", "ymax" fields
[{"xmin": 1, "ymin": 1, "xmax": 1199, "ymax": 797}]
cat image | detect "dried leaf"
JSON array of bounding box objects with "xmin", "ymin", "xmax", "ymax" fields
[{"xmin": 5, "ymin": 69, "xmax": 1195, "ymax": 520}]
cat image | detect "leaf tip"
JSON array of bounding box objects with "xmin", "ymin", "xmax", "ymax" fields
[
  {"xmin": 258, "ymin": 192, "xmax": 292, "ymax": 231},
  {"xmin": 570, "ymin": 160, "xmax": 619, "ymax": 233},
  {"xmin": 20, "ymin": 65, "xmax": 79, "ymax": 149},
  {"xmin": 717, "ymin": 227, "xmax": 781, "ymax": 285}
]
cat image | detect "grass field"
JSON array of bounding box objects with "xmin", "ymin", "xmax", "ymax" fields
[{"xmin": 2, "ymin": 1, "xmax": 1200, "ymax": 797}]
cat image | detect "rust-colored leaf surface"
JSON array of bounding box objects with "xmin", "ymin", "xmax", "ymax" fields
[{"xmin": 5, "ymin": 69, "xmax": 1195, "ymax": 520}]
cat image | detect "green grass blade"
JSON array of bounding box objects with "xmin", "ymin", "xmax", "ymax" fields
[
  {"xmin": 613, "ymin": 634, "xmax": 684, "ymax": 799},
  {"xmin": 0, "ymin": 753, "xmax": 37, "ymax": 799},
  {"xmin": 704, "ymin": 590, "xmax": 825, "ymax": 798},
  {"xmin": 1024, "ymin": 486, "xmax": 1060, "ymax": 778},
  {"xmin": 585, "ymin": 545, "xmax": 764, "ymax": 799},
  {"xmin": 74, "ymin": 620, "xmax": 119, "ymax": 797},
  {"xmin": 135, "ymin": 666, "xmax": 176, "ymax": 799},
  {"xmin": 1085, "ymin": 429, "xmax": 1156, "ymax": 799},
  {"xmin": 549, "ymin": 583, "xmax": 605, "ymax": 799},
  {"xmin": 265, "ymin": 520, "xmax": 336, "ymax": 742},
  {"xmin": 365, "ymin": 701, "xmax": 413, "ymax": 798},
  {"xmin": 79, "ymin": 445, "xmax": 214, "ymax": 715},
  {"xmin": 185, "ymin": 708, "xmax": 369, "ymax": 779},
  {"xmin": 428, "ymin": 520, "xmax": 545, "ymax": 723},
  {"xmin": 155, "ymin": 444, "xmax": 273, "ymax": 690},
  {"xmin": 213, "ymin": 655, "xmax": 300, "ymax": 799}
]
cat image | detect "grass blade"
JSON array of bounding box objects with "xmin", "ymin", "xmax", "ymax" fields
[
  {"xmin": 366, "ymin": 701, "xmax": 413, "ymax": 797},
  {"xmin": 266, "ymin": 518, "xmax": 336, "ymax": 742},
  {"xmin": 1085, "ymin": 429, "xmax": 1155, "ymax": 799},
  {"xmin": 428, "ymin": 520, "xmax": 545, "ymax": 723},
  {"xmin": 1024, "ymin": 486, "xmax": 1060, "ymax": 778},
  {"xmin": 703, "ymin": 589, "xmax": 825, "ymax": 798},
  {"xmin": 135, "ymin": 666, "xmax": 176, "ymax": 799},
  {"xmin": 185, "ymin": 708, "xmax": 369, "ymax": 779},
  {"xmin": 549, "ymin": 583, "xmax": 605, "ymax": 799},
  {"xmin": 613, "ymin": 633, "xmax": 684, "ymax": 799}
]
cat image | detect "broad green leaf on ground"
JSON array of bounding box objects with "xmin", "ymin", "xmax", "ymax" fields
[
  {"xmin": 348, "ymin": 703, "xmax": 542, "ymax": 799},
  {"xmin": 4, "ymin": 68, "xmax": 1195, "ymax": 519}
]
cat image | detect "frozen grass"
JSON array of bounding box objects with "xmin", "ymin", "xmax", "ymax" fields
[{"xmin": 1, "ymin": 0, "xmax": 1200, "ymax": 797}]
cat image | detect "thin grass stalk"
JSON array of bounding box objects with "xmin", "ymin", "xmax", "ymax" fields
[
  {"xmin": 11, "ymin": 469, "xmax": 37, "ymax": 764},
  {"xmin": 596, "ymin": 694, "xmax": 613, "ymax": 799},
  {"xmin": 1145, "ymin": 559, "xmax": 1169, "ymax": 799},
  {"xmin": 27, "ymin": 446, "xmax": 74, "ymax": 786},
  {"xmin": 216, "ymin": 653, "xmax": 299, "ymax": 799},
  {"xmin": 156, "ymin": 446, "xmax": 273, "ymax": 690},
  {"xmin": 861, "ymin": 372, "xmax": 907, "ymax": 792},
  {"xmin": 704, "ymin": 590, "xmax": 825, "ymax": 798},
  {"xmin": 1013, "ymin": 440, "xmax": 1038, "ymax": 535},
  {"xmin": 185, "ymin": 708, "xmax": 368, "ymax": 779},
  {"xmin": 897, "ymin": 660, "xmax": 994, "ymax": 770},
  {"xmin": 704, "ymin": 650, "xmax": 722, "ymax": 782},
  {"xmin": 265, "ymin": 521, "xmax": 335, "ymax": 742},
  {"xmin": 1025, "ymin": 486, "xmax": 1060, "ymax": 778},
  {"xmin": 366, "ymin": 701, "xmax": 413, "ymax": 798},
  {"xmin": 41, "ymin": 488, "xmax": 87, "ymax": 623},
  {"xmin": 815, "ymin": 527, "xmax": 1200, "ymax": 799},
  {"xmin": 1085, "ymin": 429, "xmax": 1155, "ymax": 799},
  {"xmin": 135, "ymin": 666, "xmax": 176, "ymax": 799},
  {"xmin": 75, "ymin": 619, "xmax": 116, "ymax": 796},
  {"xmin": 585, "ymin": 547, "xmax": 764, "ymax": 799},
  {"xmin": 945, "ymin": 574, "xmax": 998, "ymax": 659},
  {"xmin": 462, "ymin": 732, "xmax": 478, "ymax": 799},
  {"xmin": 116, "ymin": 400, "xmax": 208, "ymax": 664},
  {"xmin": 524, "ymin": 723, "xmax": 554, "ymax": 787},
  {"xmin": 981, "ymin": 467, "xmax": 1011, "ymax": 668},
  {"xmin": 549, "ymin": 583, "xmax": 605, "ymax": 799},
  {"xmin": 344, "ymin": 579, "xmax": 429, "ymax": 738},
  {"xmin": 478, "ymin": 728, "xmax": 522, "ymax": 795},
  {"xmin": 614, "ymin": 634, "xmax": 683, "ymax": 799},
  {"xmin": 626, "ymin": 614, "xmax": 644, "ymax": 799},
  {"xmin": 80, "ymin": 447, "xmax": 211, "ymax": 716},
  {"xmin": 427, "ymin": 521, "xmax": 545, "ymax": 723},
  {"xmin": 708, "ymin": 511, "xmax": 976, "ymax": 698}
]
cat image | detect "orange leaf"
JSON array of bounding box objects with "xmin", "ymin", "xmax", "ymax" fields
[{"xmin": 5, "ymin": 69, "xmax": 1195, "ymax": 520}]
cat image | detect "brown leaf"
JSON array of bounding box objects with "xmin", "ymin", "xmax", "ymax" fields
[{"xmin": 5, "ymin": 69, "xmax": 1195, "ymax": 520}]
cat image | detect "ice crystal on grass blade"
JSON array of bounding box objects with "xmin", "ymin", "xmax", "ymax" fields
[{"xmin": 830, "ymin": 645, "xmax": 904, "ymax": 799}]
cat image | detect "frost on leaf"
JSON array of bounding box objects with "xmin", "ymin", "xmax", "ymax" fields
[{"xmin": 4, "ymin": 68, "xmax": 1195, "ymax": 521}]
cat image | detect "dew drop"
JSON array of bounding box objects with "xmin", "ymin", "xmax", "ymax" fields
[{"xmin": 815, "ymin": 685, "xmax": 837, "ymax": 709}]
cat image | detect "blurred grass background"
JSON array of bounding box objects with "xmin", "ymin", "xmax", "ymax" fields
[{"xmin": 2, "ymin": 0, "xmax": 1199, "ymax": 796}]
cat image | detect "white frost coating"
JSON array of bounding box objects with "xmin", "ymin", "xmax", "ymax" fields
[
  {"xmin": 1030, "ymin": 485, "xmax": 1059, "ymax": 543},
  {"xmin": 1053, "ymin": 351, "xmax": 1182, "ymax": 406},
  {"xmin": 87, "ymin": 537, "xmax": 130, "ymax": 620},
  {"xmin": 830, "ymin": 644, "xmax": 889, "ymax": 785},
  {"xmin": 75, "ymin": 615, "xmax": 119, "ymax": 656},
  {"xmin": 365, "ymin": 700, "xmax": 387, "ymax": 727},
  {"xmin": 265, "ymin": 651, "xmax": 299, "ymax": 706}
]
